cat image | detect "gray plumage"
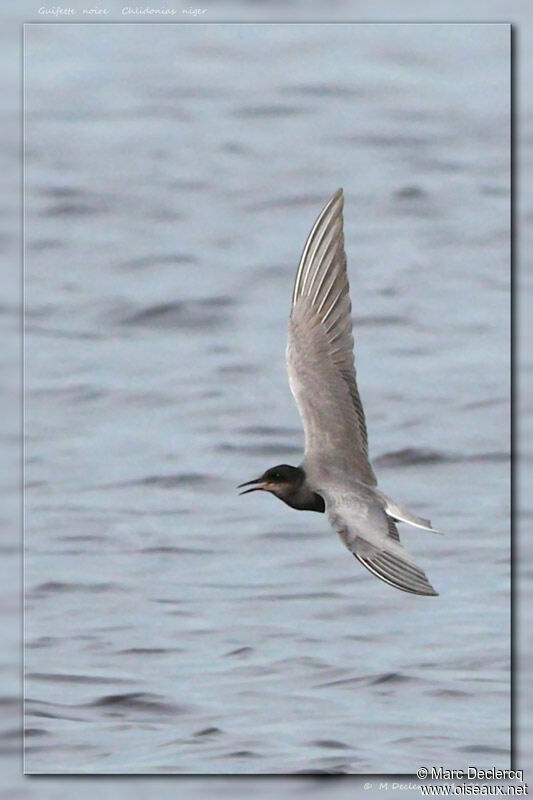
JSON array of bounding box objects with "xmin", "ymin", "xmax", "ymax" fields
[
  {"xmin": 240, "ymin": 189, "xmax": 441, "ymax": 597},
  {"xmin": 287, "ymin": 189, "xmax": 440, "ymax": 596}
]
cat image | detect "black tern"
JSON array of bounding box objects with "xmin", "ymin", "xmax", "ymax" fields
[{"xmin": 239, "ymin": 189, "xmax": 441, "ymax": 596}]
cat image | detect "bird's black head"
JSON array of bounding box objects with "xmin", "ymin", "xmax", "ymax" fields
[
  {"xmin": 238, "ymin": 464, "xmax": 324, "ymax": 513},
  {"xmin": 238, "ymin": 464, "xmax": 303, "ymax": 496}
]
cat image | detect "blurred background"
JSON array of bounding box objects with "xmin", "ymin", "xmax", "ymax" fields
[{"xmin": 0, "ymin": 1, "xmax": 527, "ymax": 797}]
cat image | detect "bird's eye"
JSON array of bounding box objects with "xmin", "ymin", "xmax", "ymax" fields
[{"xmin": 270, "ymin": 471, "xmax": 281, "ymax": 480}]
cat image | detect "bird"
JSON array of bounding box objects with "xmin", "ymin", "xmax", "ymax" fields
[{"xmin": 238, "ymin": 189, "xmax": 441, "ymax": 596}]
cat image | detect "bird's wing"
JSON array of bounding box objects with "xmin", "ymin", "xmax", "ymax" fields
[
  {"xmin": 354, "ymin": 525, "xmax": 439, "ymax": 596},
  {"xmin": 329, "ymin": 500, "xmax": 439, "ymax": 596},
  {"xmin": 286, "ymin": 188, "xmax": 376, "ymax": 485},
  {"xmin": 355, "ymin": 544, "xmax": 439, "ymax": 596}
]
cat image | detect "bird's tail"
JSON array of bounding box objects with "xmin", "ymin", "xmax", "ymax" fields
[{"xmin": 378, "ymin": 492, "xmax": 443, "ymax": 534}]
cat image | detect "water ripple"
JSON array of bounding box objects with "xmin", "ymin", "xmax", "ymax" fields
[{"xmin": 118, "ymin": 297, "xmax": 233, "ymax": 330}]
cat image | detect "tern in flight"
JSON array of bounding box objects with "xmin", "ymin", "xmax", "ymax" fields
[{"xmin": 239, "ymin": 189, "xmax": 441, "ymax": 596}]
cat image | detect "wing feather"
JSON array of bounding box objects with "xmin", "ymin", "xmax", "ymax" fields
[
  {"xmin": 329, "ymin": 497, "xmax": 438, "ymax": 596},
  {"xmin": 354, "ymin": 550, "xmax": 439, "ymax": 596},
  {"xmin": 286, "ymin": 189, "xmax": 376, "ymax": 485}
]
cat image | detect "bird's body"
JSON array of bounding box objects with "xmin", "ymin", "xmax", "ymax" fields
[{"xmin": 239, "ymin": 189, "xmax": 441, "ymax": 596}]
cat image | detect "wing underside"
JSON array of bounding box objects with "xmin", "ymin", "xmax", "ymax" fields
[
  {"xmin": 354, "ymin": 548, "xmax": 439, "ymax": 596},
  {"xmin": 332, "ymin": 505, "xmax": 439, "ymax": 596},
  {"xmin": 287, "ymin": 189, "xmax": 376, "ymax": 485}
]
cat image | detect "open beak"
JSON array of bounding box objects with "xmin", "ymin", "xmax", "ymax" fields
[{"xmin": 237, "ymin": 478, "xmax": 269, "ymax": 495}]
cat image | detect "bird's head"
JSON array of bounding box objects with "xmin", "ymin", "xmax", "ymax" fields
[
  {"xmin": 238, "ymin": 464, "xmax": 304, "ymax": 502},
  {"xmin": 238, "ymin": 464, "xmax": 325, "ymax": 512}
]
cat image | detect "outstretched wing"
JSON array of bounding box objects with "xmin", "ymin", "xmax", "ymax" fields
[
  {"xmin": 331, "ymin": 501, "xmax": 439, "ymax": 596},
  {"xmin": 354, "ymin": 547, "xmax": 439, "ymax": 596},
  {"xmin": 286, "ymin": 189, "xmax": 376, "ymax": 485},
  {"xmin": 354, "ymin": 520, "xmax": 439, "ymax": 596}
]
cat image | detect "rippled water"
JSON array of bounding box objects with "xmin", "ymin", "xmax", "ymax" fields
[{"xmin": 23, "ymin": 23, "xmax": 510, "ymax": 774}]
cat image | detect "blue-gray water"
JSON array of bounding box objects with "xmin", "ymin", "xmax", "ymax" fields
[{"xmin": 23, "ymin": 23, "xmax": 510, "ymax": 774}]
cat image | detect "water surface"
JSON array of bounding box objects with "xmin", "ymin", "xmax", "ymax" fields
[{"xmin": 23, "ymin": 22, "xmax": 510, "ymax": 774}]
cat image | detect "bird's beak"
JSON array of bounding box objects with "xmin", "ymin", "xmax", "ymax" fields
[{"xmin": 237, "ymin": 478, "xmax": 269, "ymax": 495}]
